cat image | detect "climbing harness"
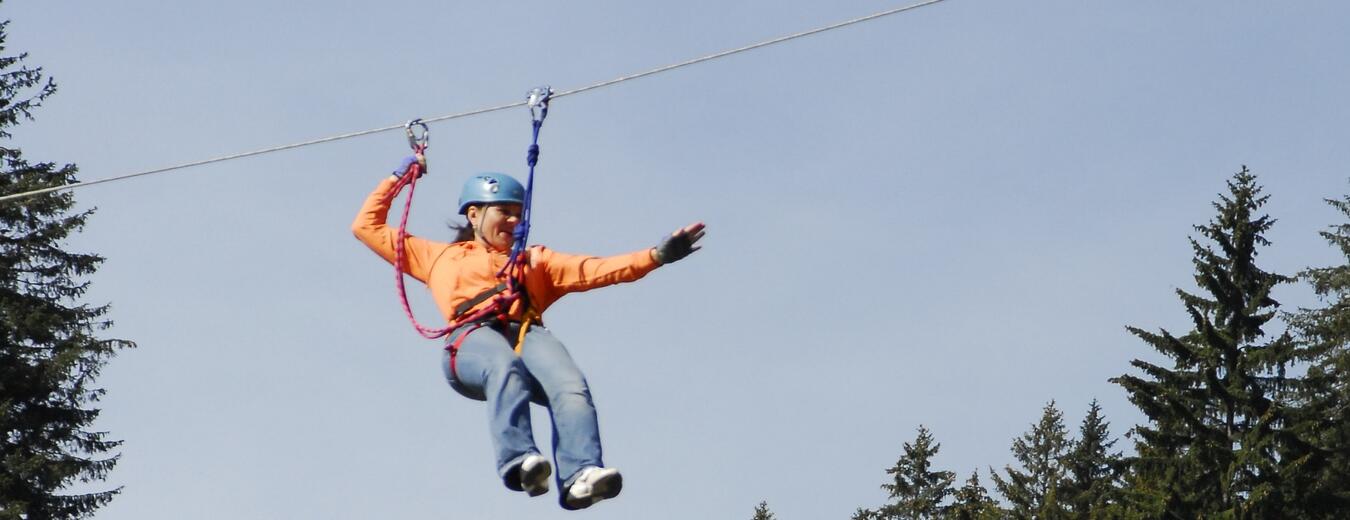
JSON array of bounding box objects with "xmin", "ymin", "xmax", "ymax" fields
[{"xmin": 388, "ymin": 88, "xmax": 554, "ymax": 378}]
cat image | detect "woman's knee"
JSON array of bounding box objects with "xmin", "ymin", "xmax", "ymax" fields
[{"xmin": 546, "ymin": 374, "xmax": 593, "ymax": 407}]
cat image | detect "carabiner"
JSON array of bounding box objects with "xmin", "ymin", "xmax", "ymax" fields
[
  {"xmin": 526, "ymin": 86, "xmax": 553, "ymax": 123},
  {"xmin": 405, "ymin": 118, "xmax": 430, "ymax": 151}
]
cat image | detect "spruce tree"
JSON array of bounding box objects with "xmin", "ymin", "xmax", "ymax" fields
[
  {"xmin": 1111, "ymin": 167, "xmax": 1302, "ymax": 518},
  {"xmin": 1058, "ymin": 400, "xmax": 1124, "ymax": 519},
  {"xmin": 1285, "ymin": 190, "xmax": 1350, "ymax": 516},
  {"xmin": 991, "ymin": 401, "xmax": 1069, "ymax": 520},
  {"xmin": 853, "ymin": 425, "xmax": 956, "ymax": 520},
  {"xmin": 750, "ymin": 500, "xmax": 777, "ymax": 520},
  {"xmin": 946, "ymin": 471, "xmax": 1003, "ymax": 520},
  {"xmin": 0, "ymin": 14, "xmax": 133, "ymax": 519}
]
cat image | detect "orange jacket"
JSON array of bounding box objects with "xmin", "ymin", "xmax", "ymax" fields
[{"xmin": 352, "ymin": 177, "xmax": 661, "ymax": 323}]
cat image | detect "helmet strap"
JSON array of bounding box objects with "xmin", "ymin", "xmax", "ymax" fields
[{"xmin": 469, "ymin": 205, "xmax": 508, "ymax": 253}]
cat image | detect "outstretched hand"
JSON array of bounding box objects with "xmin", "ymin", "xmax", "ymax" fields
[{"xmin": 652, "ymin": 221, "xmax": 706, "ymax": 265}]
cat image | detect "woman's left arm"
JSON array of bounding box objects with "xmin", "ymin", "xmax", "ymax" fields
[{"xmin": 538, "ymin": 221, "xmax": 706, "ymax": 292}]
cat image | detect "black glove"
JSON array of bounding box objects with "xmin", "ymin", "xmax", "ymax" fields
[{"xmin": 653, "ymin": 223, "xmax": 706, "ymax": 264}]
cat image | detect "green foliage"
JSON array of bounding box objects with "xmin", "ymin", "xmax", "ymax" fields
[
  {"xmin": 0, "ymin": 13, "xmax": 133, "ymax": 519},
  {"xmin": 947, "ymin": 471, "xmax": 1003, "ymax": 520},
  {"xmin": 854, "ymin": 425, "xmax": 956, "ymax": 520},
  {"xmin": 991, "ymin": 401, "xmax": 1069, "ymax": 520},
  {"xmin": 1285, "ymin": 190, "xmax": 1350, "ymax": 516},
  {"xmin": 845, "ymin": 169, "xmax": 1350, "ymax": 519},
  {"xmin": 1111, "ymin": 167, "xmax": 1306, "ymax": 518},
  {"xmin": 751, "ymin": 500, "xmax": 776, "ymax": 520},
  {"xmin": 1058, "ymin": 400, "xmax": 1125, "ymax": 519}
]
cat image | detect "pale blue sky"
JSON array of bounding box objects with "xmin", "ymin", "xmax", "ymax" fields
[{"xmin": 7, "ymin": 1, "xmax": 1350, "ymax": 519}]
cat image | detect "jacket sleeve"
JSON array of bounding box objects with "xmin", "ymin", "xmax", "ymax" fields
[
  {"xmin": 533, "ymin": 245, "xmax": 661, "ymax": 294},
  {"xmin": 351, "ymin": 177, "xmax": 442, "ymax": 283}
]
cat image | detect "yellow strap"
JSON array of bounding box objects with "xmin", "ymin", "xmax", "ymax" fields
[{"xmin": 513, "ymin": 308, "xmax": 539, "ymax": 356}]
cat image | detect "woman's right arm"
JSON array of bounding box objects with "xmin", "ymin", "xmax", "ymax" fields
[{"xmin": 351, "ymin": 176, "xmax": 439, "ymax": 283}]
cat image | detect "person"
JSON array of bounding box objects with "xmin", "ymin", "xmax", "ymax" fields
[{"xmin": 352, "ymin": 153, "xmax": 705, "ymax": 510}]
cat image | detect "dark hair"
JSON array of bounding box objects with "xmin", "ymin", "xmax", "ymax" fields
[{"xmin": 447, "ymin": 219, "xmax": 475, "ymax": 243}]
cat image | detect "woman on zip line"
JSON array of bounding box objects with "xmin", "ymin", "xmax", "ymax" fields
[{"xmin": 352, "ymin": 151, "xmax": 705, "ymax": 510}]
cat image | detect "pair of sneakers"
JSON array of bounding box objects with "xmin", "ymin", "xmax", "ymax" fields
[{"xmin": 511, "ymin": 456, "xmax": 622, "ymax": 509}]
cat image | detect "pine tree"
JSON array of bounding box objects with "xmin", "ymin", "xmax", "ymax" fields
[
  {"xmin": 991, "ymin": 401, "xmax": 1069, "ymax": 520},
  {"xmin": 0, "ymin": 13, "xmax": 133, "ymax": 519},
  {"xmin": 1111, "ymin": 167, "xmax": 1302, "ymax": 518},
  {"xmin": 751, "ymin": 500, "xmax": 777, "ymax": 520},
  {"xmin": 1285, "ymin": 190, "xmax": 1350, "ymax": 516},
  {"xmin": 1058, "ymin": 400, "xmax": 1124, "ymax": 519},
  {"xmin": 946, "ymin": 471, "xmax": 1003, "ymax": 520},
  {"xmin": 854, "ymin": 425, "xmax": 956, "ymax": 520}
]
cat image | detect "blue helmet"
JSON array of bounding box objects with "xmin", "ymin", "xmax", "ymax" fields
[{"xmin": 457, "ymin": 173, "xmax": 525, "ymax": 215}]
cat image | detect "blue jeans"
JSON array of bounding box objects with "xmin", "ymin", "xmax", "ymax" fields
[{"xmin": 442, "ymin": 322, "xmax": 603, "ymax": 490}]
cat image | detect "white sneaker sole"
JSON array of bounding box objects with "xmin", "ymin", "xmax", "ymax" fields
[
  {"xmin": 565, "ymin": 469, "xmax": 623, "ymax": 510},
  {"xmin": 521, "ymin": 457, "xmax": 552, "ymax": 497}
]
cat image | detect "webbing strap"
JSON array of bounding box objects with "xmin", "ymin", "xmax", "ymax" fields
[
  {"xmin": 453, "ymin": 282, "xmax": 510, "ymax": 318},
  {"xmin": 514, "ymin": 310, "xmax": 539, "ymax": 356},
  {"xmin": 446, "ymin": 322, "xmax": 488, "ymax": 380}
]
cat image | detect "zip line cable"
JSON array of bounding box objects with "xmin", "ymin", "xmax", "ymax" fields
[
  {"xmin": 0, "ymin": 0, "xmax": 950, "ymax": 204},
  {"xmin": 551, "ymin": 0, "xmax": 946, "ymax": 99}
]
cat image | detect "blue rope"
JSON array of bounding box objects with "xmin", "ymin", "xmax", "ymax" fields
[{"xmin": 501, "ymin": 97, "xmax": 548, "ymax": 277}]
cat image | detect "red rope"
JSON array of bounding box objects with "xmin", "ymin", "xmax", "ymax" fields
[
  {"xmin": 392, "ymin": 149, "xmax": 451, "ymax": 339},
  {"xmin": 391, "ymin": 149, "xmax": 520, "ymax": 339}
]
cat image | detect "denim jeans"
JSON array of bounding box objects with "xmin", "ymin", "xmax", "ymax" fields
[{"xmin": 441, "ymin": 322, "xmax": 603, "ymax": 489}]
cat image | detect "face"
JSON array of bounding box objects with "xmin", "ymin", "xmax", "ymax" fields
[{"xmin": 467, "ymin": 203, "xmax": 523, "ymax": 250}]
